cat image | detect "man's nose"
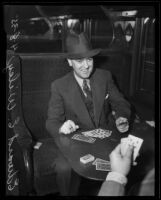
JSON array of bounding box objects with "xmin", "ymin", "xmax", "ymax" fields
[{"xmin": 83, "ymin": 60, "xmax": 89, "ymax": 69}]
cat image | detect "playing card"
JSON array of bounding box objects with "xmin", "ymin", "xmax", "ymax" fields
[
  {"xmin": 92, "ymin": 158, "xmax": 110, "ymax": 165},
  {"xmin": 120, "ymin": 135, "xmax": 143, "ymax": 161},
  {"xmin": 82, "ymin": 129, "xmax": 98, "ymax": 137},
  {"xmin": 82, "ymin": 129, "xmax": 112, "ymax": 139},
  {"xmin": 72, "ymin": 134, "xmax": 96, "ymax": 143},
  {"xmin": 146, "ymin": 120, "xmax": 155, "ymax": 127},
  {"xmin": 96, "ymin": 162, "xmax": 111, "ymax": 171},
  {"xmin": 34, "ymin": 142, "xmax": 42, "ymax": 149},
  {"xmin": 128, "ymin": 134, "xmax": 144, "ymax": 161},
  {"xmin": 98, "ymin": 129, "xmax": 112, "ymax": 138}
]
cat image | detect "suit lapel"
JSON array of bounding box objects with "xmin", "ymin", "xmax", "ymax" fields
[
  {"xmin": 68, "ymin": 72, "xmax": 95, "ymax": 128},
  {"xmin": 91, "ymin": 70, "xmax": 106, "ymax": 127}
]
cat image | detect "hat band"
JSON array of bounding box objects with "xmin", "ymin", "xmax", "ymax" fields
[{"xmin": 66, "ymin": 48, "xmax": 101, "ymax": 59}]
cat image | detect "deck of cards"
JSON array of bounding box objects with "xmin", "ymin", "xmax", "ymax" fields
[
  {"xmin": 80, "ymin": 154, "xmax": 111, "ymax": 171},
  {"xmin": 82, "ymin": 128, "xmax": 112, "ymax": 139},
  {"xmin": 72, "ymin": 134, "xmax": 96, "ymax": 143},
  {"xmin": 92, "ymin": 158, "xmax": 111, "ymax": 171},
  {"xmin": 121, "ymin": 134, "xmax": 144, "ymax": 161},
  {"xmin": 80, "ymin": 154, "xmax": 95, "ymax": 164}
]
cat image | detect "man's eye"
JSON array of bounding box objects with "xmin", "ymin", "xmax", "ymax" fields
[
  {"xmin": 87, "ymin": 58, "xmax": 93, "ymax": 62},
  {"xmin": 76, "ymin": 59, "xmax": 82, "ymax": 63}
]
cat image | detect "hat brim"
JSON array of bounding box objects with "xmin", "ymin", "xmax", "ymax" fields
[{"xmin": 64, "ymin": 48, "xmax": 101, "ymax": 59}]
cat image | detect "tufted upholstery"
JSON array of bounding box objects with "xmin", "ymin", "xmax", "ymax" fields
[{"xmin": 20, "ymin": 53, "xmax": 71, "ymax": 140}]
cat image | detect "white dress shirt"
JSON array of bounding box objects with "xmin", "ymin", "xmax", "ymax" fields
[{"xmin": 73, "ymin": 72, "xmax": 91, "ymax": 97}]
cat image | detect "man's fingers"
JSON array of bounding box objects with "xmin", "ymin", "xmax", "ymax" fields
[
  {"xmin": 124, "ymin": 145, "xmax": 134, "ymax": 159},
  {"xmin": 109, "ymin": 144, "xmax": 121, "ymax": 160},
  {"xmin": 63, "ymin": 128, "xmax": 70, "ymax": 134},
  {"xmin": 117, "ymin": 125, "xmax": 129, "ymax": 133},
  {"xmin": 68, "ymin": 120, "xmax": 79, "ymax": 132},
  {"xmin": 116, "ymin": 117, "xmax": 128, "ymax": 125},
  {"xmin": 113, "ymin": 143, "xmax": 121, "ymax": 154},
  {"xmin": 118, "ymin": 126, "xmax": 128, "ymax": 131},
  {"xmin": 75, "ymin": 125, "xmax": 79, "ymax": 129}
]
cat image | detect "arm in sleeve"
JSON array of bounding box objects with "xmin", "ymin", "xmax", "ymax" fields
[
  {"xmin": 107, "ymin": 72, "xmax": 131, "ymax": 120},
  {"xmin": 46, "ymin": 82, "xmax": 66, "ymax": 138},
  {"xmin": 98, "ymin": 180, "xmax": 125, "ymax": 196}
]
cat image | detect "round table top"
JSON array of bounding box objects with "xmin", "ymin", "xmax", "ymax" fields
[{"xmin": 55, "ymin": 121, "xmax": 154, "ymax": 181}]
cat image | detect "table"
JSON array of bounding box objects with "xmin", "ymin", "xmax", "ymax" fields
[{"xmin": 55, "ymin": 121, "xmax": 155, "ymax": 181}]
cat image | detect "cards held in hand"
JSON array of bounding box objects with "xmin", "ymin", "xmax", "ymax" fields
[
  {"xmin": 72, "ymin": 134, "xmax": 96, "ymax": 143},
  {"xmin": 121, "ymin": 134, "xmax": 144, "ymax": 161}
]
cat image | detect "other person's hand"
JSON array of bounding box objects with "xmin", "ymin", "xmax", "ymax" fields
[
  {"xmin": 109, "ymin": 143, "xmax": 133, "ymax": 176},
  {"xmin": 116, "ymin": 117, "xmax": 129, "ymax": 133},
  {"xmin": 59, "ymin": 120, "xmax": 79, "ymax": 134}
]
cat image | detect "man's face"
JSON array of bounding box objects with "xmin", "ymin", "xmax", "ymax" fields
[{"xmin": 68, "ymin": 58, "xmax": 94, "ymax": 79}]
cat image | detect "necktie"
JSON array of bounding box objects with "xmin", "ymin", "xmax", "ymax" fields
[{"xmin": 82, "ymin": 79, "xmax": 95, "ymax": 125}]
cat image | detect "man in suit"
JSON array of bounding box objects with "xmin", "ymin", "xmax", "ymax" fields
[{"xmin": 46, "ymin": 32, "xmax": 131, "ymax": 195}]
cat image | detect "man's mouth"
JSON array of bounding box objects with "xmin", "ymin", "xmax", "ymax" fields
[{"xmin": 81, "ymin": 70, "xmax": 89, "ymax": 73}]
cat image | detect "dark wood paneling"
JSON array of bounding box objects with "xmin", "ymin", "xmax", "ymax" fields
[
  {"xmin": 129, "ymin": 17, "xmax": 155, "ymax": 110},
  {"xmin": 140, "ymin": 69, "xmax": 155, "ymax": 93},
  {"xmin": 96, "ymin": 52, "xmax": 132, "ymax": 98}
]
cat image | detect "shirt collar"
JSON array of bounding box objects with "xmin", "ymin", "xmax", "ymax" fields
[{"xmin": 73, "ymin": 72, "xmax": 90, "ymax": 89}]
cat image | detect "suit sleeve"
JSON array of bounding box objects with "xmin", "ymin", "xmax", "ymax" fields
[
  {"xmin": 46, "ymin": 82, "xmax": 66, "ymax": 138},
  {"xmin": 98, "ymin": 180, "xmax": 125, "ymax": 196},
  {"xmin": 107, "ymin": 71, "xmax": 131, "ymax": 120}
]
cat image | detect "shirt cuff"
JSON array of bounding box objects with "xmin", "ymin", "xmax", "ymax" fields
[{"xmin": 106, "ymin": 171, "xmax": 128, "ymax": 186}]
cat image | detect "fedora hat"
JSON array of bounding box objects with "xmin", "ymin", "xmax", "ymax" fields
[{"xmin": 65, "ymin": 32, "xmax": 101, "ymax": 59}]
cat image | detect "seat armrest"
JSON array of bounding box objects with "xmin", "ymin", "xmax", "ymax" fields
[
  {"xmin": 19, "ymin": 139, "xmax": 35, "ymax": 194},
  {"xmin": 14, "ymin": 122, "xmax": 36, "ymax": 195},
  {"xmin": 6, "ymin": 51, "xmax": 36, "ymax": 195}
]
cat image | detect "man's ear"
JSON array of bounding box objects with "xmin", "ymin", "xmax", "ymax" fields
[{"xmin": 67, "ymin": 59, "xmax": 72, "ymax": 66}]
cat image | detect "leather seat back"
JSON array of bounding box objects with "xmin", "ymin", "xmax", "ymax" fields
[{"xmin": 20, "ymin": 53, "xmax": 71, "ymax": 140}]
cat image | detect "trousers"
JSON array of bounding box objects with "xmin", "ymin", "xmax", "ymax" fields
[
  {"xmin": 55, "ymin": 149, "xmax": 81, "ymax": 195},
  {"xmin": 34, "ymin": 138, "xmax": 81, "ymax": 196}
]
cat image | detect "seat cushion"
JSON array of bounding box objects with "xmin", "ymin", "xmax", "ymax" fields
[
  {"xmin": 33, "ymin": 138, "xmax": 60, "ymax": 195},
  {"xmin": 33, "ymin": 138, "xmax": 59, "ymax": 177}
]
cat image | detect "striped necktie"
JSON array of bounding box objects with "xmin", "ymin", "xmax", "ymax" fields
[{"xmin": 82, "ymin": 79, "xmax": 95, "ymax": 125}]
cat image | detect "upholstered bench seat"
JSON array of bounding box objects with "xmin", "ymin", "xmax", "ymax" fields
[{"xmin": 33, "ymin": 139, "xmax": 59, "ymax": 195}]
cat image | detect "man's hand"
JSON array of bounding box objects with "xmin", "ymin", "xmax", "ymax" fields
[
  {"xmin": 110, "ymin": 144, "xmax": 133, "ymax": 176},
  {"xmin": 59, "ymin": 120, "xmax": 79, "ymax": 135},
  {"xmin": 116, "ymin": 117, "xmax": 129, "ymax": 133}
]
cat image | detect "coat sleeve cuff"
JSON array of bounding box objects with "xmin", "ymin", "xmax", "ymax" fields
[{"xmin": 106, "ymin": 171, "xmax": 128, "ymax": 186}]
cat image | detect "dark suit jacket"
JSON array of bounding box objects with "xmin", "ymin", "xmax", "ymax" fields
[{"xmin": 46, "ymin": 68, "xmax": 131, "ymax": 138}]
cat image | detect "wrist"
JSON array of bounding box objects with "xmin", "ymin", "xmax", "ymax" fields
[{"xmin": 106, "ymin": 171, "xmax": 128, "ymax": 186}]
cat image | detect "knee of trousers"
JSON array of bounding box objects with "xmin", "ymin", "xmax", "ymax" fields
[{"xmin": 55, "ymin": 159, "xmax": 72, "ymax": 174}]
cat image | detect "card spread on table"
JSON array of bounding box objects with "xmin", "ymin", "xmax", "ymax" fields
[
  {"xmin": 82, "ymin": 128, "xmax": 112, "ymax": 139},
  {"xmin": 121, "ymin": 134, "xmax": 143, "ymax": 161},
  {"xmin": 72, "ymin": 134, "xmax": 96, "ymax": 143},
  {"xmin": 92, "ymin": 158, "xmax": 110, "ymax": 165},
  {"xmin": 96, "ymin": 162, "xmax": 111, "ymax": 171}
]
